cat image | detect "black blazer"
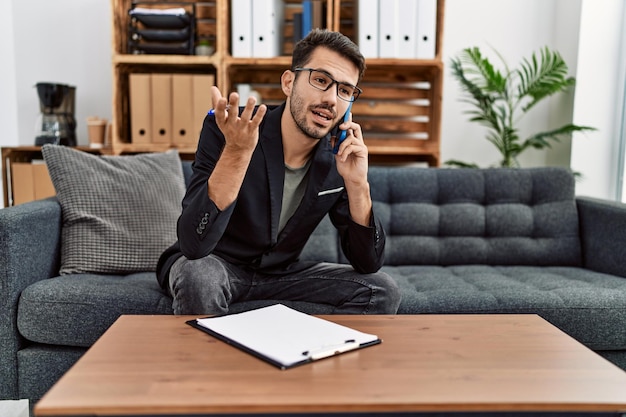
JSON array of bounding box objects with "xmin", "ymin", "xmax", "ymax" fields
[{"xmin": 156, "ymin": 103, "xmax": 385, "ymax": 289}]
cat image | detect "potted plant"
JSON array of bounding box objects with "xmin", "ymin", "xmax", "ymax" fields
[{"xmin": 447, "ymin": 46, "xmax": 595, "ymax": 168}]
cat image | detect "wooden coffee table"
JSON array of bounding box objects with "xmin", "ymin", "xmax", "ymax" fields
[{"xmin": 35, "ymin": 314, "xmax": 626, "ymax": 416}]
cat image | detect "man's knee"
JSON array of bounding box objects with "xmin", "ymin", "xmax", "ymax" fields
[
  {"xmin": 169, "ymin": 255, "xmax": 231, "ymax": 315},
  {"xmin": 369, "ymin": 271, "xmax": 402, "ymax": 314}
]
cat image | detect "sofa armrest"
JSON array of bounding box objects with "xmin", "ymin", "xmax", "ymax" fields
[
  {"xmin": 576, "ymin": 196, "xmax": 626, "ymax": 279},
  {"xmin": 0, "ymin": 198, "xmax": 61, "ymax": 399}
]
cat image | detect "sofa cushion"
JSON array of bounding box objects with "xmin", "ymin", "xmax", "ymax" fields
[
  {"xmin": 17, "ymin": 273, "xmax": 335, "ymax": 348},
  {"xmin": 17, "ymin": 273, "xmax": 173, "ymax": 347},
  {"xmin": 42, "ymin": 145, "xmax": 185, "ymax": 275},
  {"xmin": 368, "ymin": 167, "xmax": 582, "ymax": 266},
  {"xmin": 390, "ymin": 265, "xmax": 626, "ymax": 350}
]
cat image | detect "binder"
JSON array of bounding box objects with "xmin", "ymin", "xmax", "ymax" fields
[
  {"xmin": 150, "ymin": 73, "xmax": 172, "ymax": 144},
  {"xmin": 252, "ymin": 0, "xmax": 283, "ymax": 57},
  {"xmin": 301, "ymin": 0, "xmax": 312, "ymax": 37},
  {"xmin": 301, "ymin": 0, "xmax": 322, "ymax": 38},
  {"xmin": 187, "ymin": 304, "xmax": 381, "ymax": 370},
  {"xmin": 311, "ymin": 0, "xmax": 324, "ymax": 30},
  {"xmin": 172, "ymin": 74, "xmax": 195, "ymax": 146},
  {"xmin": 231, "ymin": 0, "xmax": 252, "ymax": 57},
  {"xmin": 397, "ymin": 0, "xmax": 418, "ymax": 59},
  {"xmin": 293, "ymin": 12, "xmax": 303, "ymax": 44},
  {"xmin": 357, "ymin": 0, "xmax": 379, "ymax": 58},
  {"xmin": 129, "ymin": 73, "xmax": 152, "ymax": 144},
  {"xmin": 416, "ymin": 0, "xmax": 437, "ymax": 59},
  {"xmin": 378, "ymin": 0, "xmax": 398, "ymax": 58},
  {"xmin": 192, "ymin": 74, "xmax": 215, "ymax": 140}
]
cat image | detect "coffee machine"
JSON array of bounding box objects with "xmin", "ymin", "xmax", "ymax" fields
[{"xmin": 34, "ymin": 82, "xmax": 77, "ymax": 146}]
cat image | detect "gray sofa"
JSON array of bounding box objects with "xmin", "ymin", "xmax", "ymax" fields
[{"xmin": 2, "ymin": 164, "xmax": 626, "ymax": 408}]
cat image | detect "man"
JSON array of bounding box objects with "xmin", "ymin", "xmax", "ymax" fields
[{"xmin": 156, "ymin": 29, "xmax": 401, "ymax": 315}]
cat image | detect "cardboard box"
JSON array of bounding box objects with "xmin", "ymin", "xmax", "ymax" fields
[{"xmin": 11, "ymin": 162, "xmax": 55, "ymax": 205}]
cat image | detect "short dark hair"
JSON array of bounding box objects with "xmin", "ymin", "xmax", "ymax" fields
[{"xmin": 292, "ymin": 29, "xmax": 366, "ymax": 82}]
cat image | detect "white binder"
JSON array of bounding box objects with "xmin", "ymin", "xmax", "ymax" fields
[
  {"xmin": 357, "ymin": 0, "xmax": 379, "ymax": 58},
  {"xmin": 397, "ymin": 0, "xmax": 418, "ymax": 59},
  {"xmin": 378, "ymin": 0, "xmax": 398, "ymax": 58},
  {"xmin": 252, "ymin": 0, "xmax": 284, "ymax": 58},
  {"xmin": 231, "ymin": 0, "xmax": 252, "ymax": 57},
  {"xmin": 416, "ymin": 0, "xmax": 437, "ymax": 59}
]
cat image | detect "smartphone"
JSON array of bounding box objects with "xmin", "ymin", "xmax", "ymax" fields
[{"xmin": 331, "ymin": 102, "xmax": 353, "ymax": 154}]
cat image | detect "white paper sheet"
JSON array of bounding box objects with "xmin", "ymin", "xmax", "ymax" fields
[{"xmin": 194, "ymin": 304, "xmax": 380, "ymax": 369}]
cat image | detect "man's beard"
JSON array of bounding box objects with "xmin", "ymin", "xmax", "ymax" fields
[{"xmin": 289, "ymin": 92, "xmax": 336, "ymax": 140}]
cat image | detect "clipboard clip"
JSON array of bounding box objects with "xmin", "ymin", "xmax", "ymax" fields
[{"xmin": 302, "ymin": 339, "xmax": 359, "ymax": 360}]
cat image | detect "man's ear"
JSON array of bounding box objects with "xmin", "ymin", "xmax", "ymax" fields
[{"xmin": 281, "ymin": 70, "xmax": 294, "ymax": 96}]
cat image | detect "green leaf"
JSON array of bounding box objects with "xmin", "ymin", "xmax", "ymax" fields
[
  {"xmin": 444, "ymin": 160, "xmax": 480, "ymax": 168},
  {"xmin": 458, "ymin": 47, "xmax": 507, "ymax": 94},
  {"xmin": 516, "ymin": 47, "xmax": 576, "ymax": 112},
  {"xmin": 520, "ymin": 124, "xmax": 597, "ymax": 152}
]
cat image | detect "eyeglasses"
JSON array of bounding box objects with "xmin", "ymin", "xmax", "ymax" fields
[{"xmin": 294, "ymin": 68, "xmax": 362, "ymax": 102}]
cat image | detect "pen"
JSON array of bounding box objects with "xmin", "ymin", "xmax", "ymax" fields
[{"xmin": 207, "ymin": 105, "xmax": 231, "ymax": 116}]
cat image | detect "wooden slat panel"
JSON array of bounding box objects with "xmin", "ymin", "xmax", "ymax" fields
[
  {"xmin": 352, "ymin": 101, "xmax": 430, "ymax": 117},
  {"xmin": 359, "ymin": 119, "xmax": 430, "ymax": 135}
]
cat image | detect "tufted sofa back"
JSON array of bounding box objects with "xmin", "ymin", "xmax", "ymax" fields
[
  {"xmin": 367, "ymin": 167, "xmax": 582, "ymax": 266},
  {"xmin": 182, "ymin": 162, "xmax": 582, "ymax": 267}
]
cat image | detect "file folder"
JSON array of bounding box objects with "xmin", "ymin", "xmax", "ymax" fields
[
  {"xmin": 129, "ymin": 73, "xmax": 152, "ymax": 144},
  {"xmin": 357, "ymin": 0, "xmax": 379, "ymax": 58},
  {"xmin": 416, "ymin": 0, "xmax": 437, "ymax": 59},
  {"xmin": 252, "ymin": 0, "xmax": 283, "ymax": 57},
  {"xmin": 301, "ymin": 0, "xmax": 323, "ymax": 38},
  {"xmin": 301, "ymin": 0, "xmax": 312, "ymax": 37},
  {"xmin": 192, "ymin": 74, "xmax": 215, "ymax": 140},
  {"xmin": 397, "ymin": 0, "xmax": 418, "ymax": 58},
  {"xmin": 378, "ymin": 0, "xmax": 398, "ymax": 59},
  {"xmin": 172, "ymin": 74, "xmax": 195, "ymax": 146},
  {"xmin": 151, "ymin": 73, "xmax": 172, "ymax": 144},
  {"xmin": 311, "ymin": 0, "xmax": 324, "ymax": 31},
  {"xmin": 231, "ymin": 0, "xmax": 252, "ymax": 57},
  {"xmin": 187, "ymin": 304, "xmax": 381, "ymax": 370}
]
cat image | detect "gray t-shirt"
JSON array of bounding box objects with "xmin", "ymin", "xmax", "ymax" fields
[{"xmin": 278, "ymin": 159, "xmax": 312, "ymax": 233}]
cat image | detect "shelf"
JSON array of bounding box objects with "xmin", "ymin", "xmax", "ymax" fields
[
  {"xmin": 109, "ymin": 0, "xmax": 445, "ymax": 166},
  {"xmin": 224, "ymin": 56, "xmax": 293, "ymax": 67},
  {"xmin": 113, "ymin": 53, "xmax": 220, "ymax": 66},
  {"xmin": 110, "ymin": 142, "xmax": 197, "ymax": 156}
]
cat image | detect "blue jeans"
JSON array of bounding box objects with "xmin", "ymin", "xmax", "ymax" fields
[{"xmin": 168, "ymin": 255, "xmax": 401, "ymax": 315}]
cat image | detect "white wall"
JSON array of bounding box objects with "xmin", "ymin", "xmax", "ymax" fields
[
  {"xmin": 0, "ymin": 0, "xmax": 19, "ymax": 148},
  {"xmin": 570, "ymin": 0, "xmax": 625, "ymax": 200},
  {"xmin": 0, "ymin": 0, "xmax": 19, "ymax": 208}
]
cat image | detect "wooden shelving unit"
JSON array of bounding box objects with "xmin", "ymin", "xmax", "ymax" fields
[
  {"xmin": 2, "ymin": 0, "xmax": 445, "ymax": 206},
  {"xmin": 108, "ymin": 0, "xmax": 444, "ymax": 164}
]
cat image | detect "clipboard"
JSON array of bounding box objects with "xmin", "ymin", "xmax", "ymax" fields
[{"xmin": 186, "ymin": 304, "xmax": 381, "ymax": 370}]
